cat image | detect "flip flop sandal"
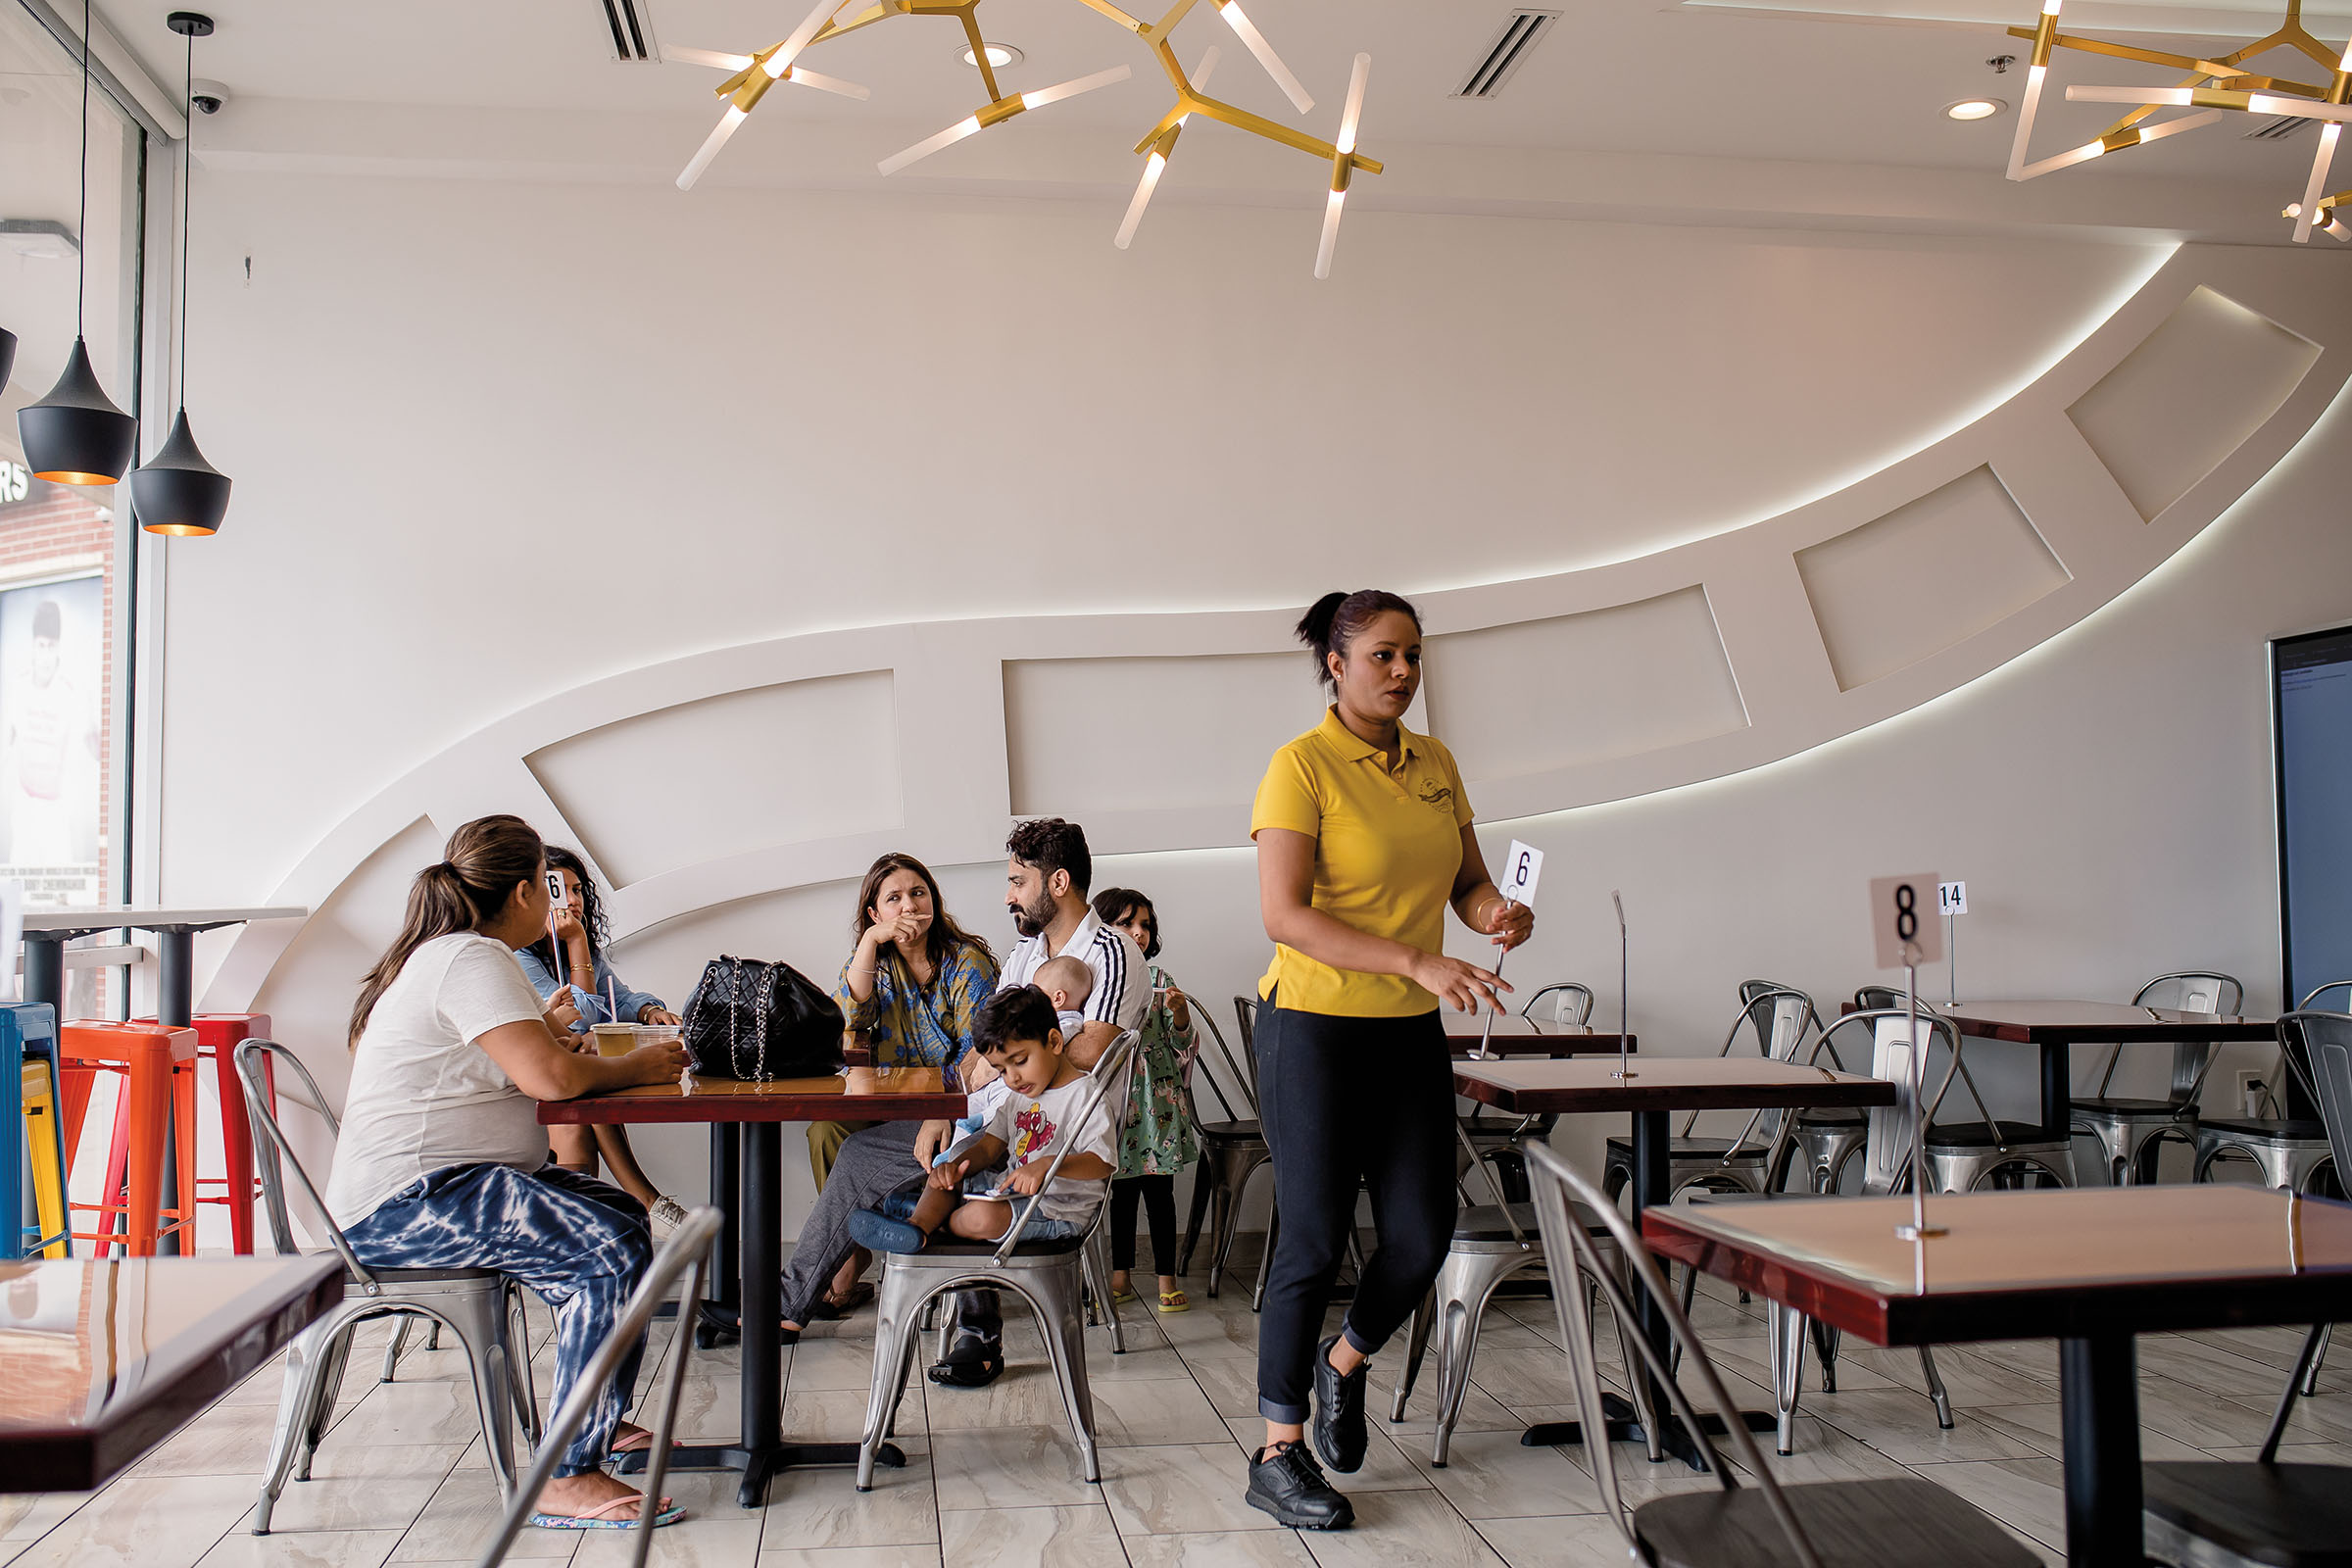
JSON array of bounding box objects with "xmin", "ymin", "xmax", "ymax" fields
[
  {"xmin": 607, "ymin": 1429, "xmax": 682, "ymax": 1455},
  {"xmin": 1110, "ymin": 1286, "xmax": 1138, "ymax": 1305},
  {"xmin": 926, "ymin": 1348, "xmax": 1005, "ymax": 1389},
  {"xmin": 811, "ymin": 1282, "xmax": 875, "ymax": 1319},
  {"xmin": 528, "ymin": 1495, "xmax": 684, "ymax": 1531},
  {"xmin": 1157, "ymin": 1290, "xmax": 1191, "ymax": 1313}
]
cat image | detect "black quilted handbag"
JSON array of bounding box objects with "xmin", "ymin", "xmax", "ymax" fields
[{"xmin": 679, "ymin": 956, "xmax": 845, "ymax": 1081}]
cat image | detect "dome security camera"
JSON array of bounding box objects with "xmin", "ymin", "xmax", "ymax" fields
[{"xmin": 190, "ymin": 78, "xmax": 228, "ymax": 114}]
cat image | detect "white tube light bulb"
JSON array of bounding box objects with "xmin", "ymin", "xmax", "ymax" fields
[
  {"xmin": 2295, "ymin": 121, "xmax": 2343, "ymax": 241},
  {"xmin": 765, "ymin": 0, "xmax": 852, "ymax": 79},
  {"xmin": 663, "ymin": 45, "xmax": 756, "ymax": 71},
  {"xmin": 1115, "ymin": 152, "xmax": 1167, "ymax": 249},
  {"xmin": 783, "ymin": 65, "xmax": 870, "ymax": 100},
  {"xmin": 2009, "ymin": 63, "xmax": 2048, "ymax": 180},
  {"xmin": 878, "ymin": 115, "xmax": 983, "ymax": 175},
  {"xmin": 677, "ymin": 105, "xmax": 748, "ymax": 191},
  {"xmin": 1312, "ymin": 53, "xmax": 1371, "ymax": 280},
  {"xmin": 1214, "ymin": 0, "xmax": 1314, "ymax": 114},
  {"xmin": 1110, "ymin": 49, "xmax": 1217, "ymax": 252},
  {"xmin": 1020, "ymin": 63, "xmax": 1132, "ymax": 111}
]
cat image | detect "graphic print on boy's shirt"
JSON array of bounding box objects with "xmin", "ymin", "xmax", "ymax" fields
[{"xmin": 1008, "ymin": 1102, "xmax": 1058, "ymax": 1166}]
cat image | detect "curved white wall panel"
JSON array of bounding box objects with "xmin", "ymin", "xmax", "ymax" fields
[
  {"xmin": 205, "ymin": 243, "xmax": 2352, "ymax": 1013},
  {"xmin": 1424, "ymin": 588, "xmax": 1747, "ymax": 780},
  {"xmin": 2067, "ymin": 286, "xmax": 2323, "ymax": 524},
  {"xmin": 524, "ymin": 672, "xmax": 903, "ymax": 889},
  {"xmin": 1796, "ymin": 467, "xmax": 2070, "ymax": 693},
  {"xmin": 1005, "ymin": 653, "xmax": 1316, "ymax": 824}
]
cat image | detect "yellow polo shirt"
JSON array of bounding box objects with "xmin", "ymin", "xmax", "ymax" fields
[{"xmin": 1250, "ymin": 708, "xmax": 1474, "ymax": 1018}]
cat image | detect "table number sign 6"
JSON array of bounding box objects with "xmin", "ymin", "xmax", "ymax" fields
[
  {"xmin": 1869, "ymin": 873, "xmax": 1944, "ymax": 970},
  {"xmin": 1498, "ymin": 841, "xmax": 1544, "ymax": 910}
]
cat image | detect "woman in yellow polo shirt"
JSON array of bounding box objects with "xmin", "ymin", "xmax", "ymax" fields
[{"xmin": 1241, "ymin": 588, "xmax": 1533, "ymax": 1532}]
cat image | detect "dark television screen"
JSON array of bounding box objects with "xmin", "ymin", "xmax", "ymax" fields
[{"xmin": 2275, "ymin": 623, "xmax": 2352, "ymax": 1009}]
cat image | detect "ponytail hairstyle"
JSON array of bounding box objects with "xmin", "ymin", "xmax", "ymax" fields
[
  {"xmin": 523, "ymin": 845, "xmax": 607, "ymax": 979},
  {"xmin": 1297, "ymin": 589, "xmax": 1422, "ymax": 691},
  {"xmin": 349, "ymin": 814, "xmax": 545, "ymax": 1048}
]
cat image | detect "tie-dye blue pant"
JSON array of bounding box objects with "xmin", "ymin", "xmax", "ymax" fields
[{"xmin": 344, "ymin": 1161, "xmax": 652, "ymax": 1477}]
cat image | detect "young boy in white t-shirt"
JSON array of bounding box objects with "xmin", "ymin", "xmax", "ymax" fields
[{"xmin": 852, "ymin": 985, "xmax": 1114, "ymax": 1250}]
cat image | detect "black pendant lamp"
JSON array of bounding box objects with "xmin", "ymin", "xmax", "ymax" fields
[
  {"xmin": 0, "ymin": 328, "xmax": 16, "ymax": 395},
  {"xmin": 129, "ymin": 12, "xmax": 229, "ymax": 537},
  {"xmin": 17, "ymin": 0, "xmax": 135, "ymax": 486}
]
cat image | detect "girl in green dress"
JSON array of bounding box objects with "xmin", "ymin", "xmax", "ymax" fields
[{"xmin": 1094, "ymin": 887, "xmax": 1202, "ymax": 1312}]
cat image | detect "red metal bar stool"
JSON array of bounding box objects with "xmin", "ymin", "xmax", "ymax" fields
[
  {"xmin": 57, "ymin": 1021, "xmax": 200, "ymax": 1256},
  {"xmin": 127, "ymin": 1012, "xmax": 273, "ymax": 1253}
]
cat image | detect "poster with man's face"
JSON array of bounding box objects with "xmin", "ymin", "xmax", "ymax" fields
[{"xmin": 0, "ymin": 574, "xmax": 103, "ymax": 876}]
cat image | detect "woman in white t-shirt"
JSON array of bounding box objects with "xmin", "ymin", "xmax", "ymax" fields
[{"xmin": 322, "ymin": 814, "xmax": 690, "ymax": 1532}]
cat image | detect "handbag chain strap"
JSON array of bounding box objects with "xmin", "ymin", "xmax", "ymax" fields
[{"xmin": 728, "ymin": 962, "xmax": 775, "ymax": 1083}]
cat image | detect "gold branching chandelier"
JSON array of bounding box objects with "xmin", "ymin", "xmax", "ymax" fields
[
  {"xmin": 669, "ymin": 0, "xmax": 1383, "ymax": 276},
  {"xmin": 2004, "ymin": 0, "xmax": 2350, "ymax": 242}
]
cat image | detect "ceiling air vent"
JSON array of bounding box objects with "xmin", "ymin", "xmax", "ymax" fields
[
  {"xmin": 2243, "ymin": 115, "xmax": 2313, "ymax": 140},
  {"xmin": 599, "ymin": 0, "xmax": 660, "ymax": 62},
  {"xmin": 1453, "ymin": 9, "xmax": 1561, "ymax": 99}
]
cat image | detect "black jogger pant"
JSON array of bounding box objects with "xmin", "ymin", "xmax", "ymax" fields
[{"xmin": 1252, "ymin": 993, "xmax": 1455, "ymax": 1424}]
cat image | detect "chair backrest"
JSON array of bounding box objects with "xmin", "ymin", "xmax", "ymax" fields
[
  {"xmin": 234, "ymin": 1039, "xmax": 381, "ymax": 1293},
  {"xmin": 472, "ymin": 1204, "xmax": 724, "ymax": 1568},
  {"xmin": 1854, "ymin": 985, "xmax": 1903, "ymax": 1011},
  {"xmin": 993, "ymin": 1028, "xmax": 1142, "ymax": 1264},
  {"xmin": 1520, "ymin": 1139, "xmax": 1825, "ymax": 1568},
  {"xmin": 1182, "ymin": 1006, "xmax": 1243, "ymax": 1123},
  {"xmin": 2126, "ymin": 973, "xmax": 2239, "ymax": 1105},
  {"xmin": 2135, "ymin": 971, "xmax": 2241, "ymax": 1015},
  {"xmin": 2285, "ymin": 1011, "xmax": 2352, "ymax": 1180},
  {"xmin": 2299, "ymin": 981, "xmax": 2352, "ymax": 1011},
  {"xmin": 1811, "ymin": 1007, "xmax": 1957, "ymax": 1197},
  {"xmin": 1520, "ymin": 982, "xmax": 1594, "ymax": 1028}
]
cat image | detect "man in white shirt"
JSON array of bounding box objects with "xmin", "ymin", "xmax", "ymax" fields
[{"xmin": 921, "ymin": 816, "xmax": 1146, "ymax": 1389}]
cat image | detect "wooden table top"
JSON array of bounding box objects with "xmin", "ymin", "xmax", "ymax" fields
[
  {"xmin": 1645, "ymin": 1185, "xmax": 2352, "ymax": 1347},
  {"xmin": 538, "ymin": 1064, "xmax": 967, "ymax": 1125},
  {"xmin": 1933, "ymin": 1000, "xmax": 2275, "ymax": 1044},
  {"xmin": 1451, "ymin": 1056, "xmax": 1895, "ymax": 1115},
  {"xmin": 0, "ymin": 1254, "xmax": 345, "ymax": 1492},
  {"xmin": 1444, "ymin": 1017, "xmax": 1639, "ymax": 1056}
]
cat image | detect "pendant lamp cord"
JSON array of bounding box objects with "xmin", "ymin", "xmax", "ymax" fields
[
  {"xmin": 178, "ymin": 26, "xmax": 192, "ymax": 412},
  {"xmin": 74, "ymin": 0, "xmax": 90, "ymax": 340}
]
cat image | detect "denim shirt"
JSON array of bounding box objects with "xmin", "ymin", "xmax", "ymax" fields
[{"xmin": 514, "ymin": 946, "xmax": 666, "ymax": 1033}]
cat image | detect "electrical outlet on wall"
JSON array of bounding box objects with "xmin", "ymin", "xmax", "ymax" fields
[{"xmin": 2235, "ymin": 1069, "xmax": 2272, "ymax": 1118}]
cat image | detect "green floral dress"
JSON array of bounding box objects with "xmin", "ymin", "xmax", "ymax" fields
[{"xmin": 1118, "ymin": 963, "xmax": 1201, "ymax": 1179}]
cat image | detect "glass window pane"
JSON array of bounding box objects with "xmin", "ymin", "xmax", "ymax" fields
[{"xmin": 0, "ymin": 0, "xmax": 141, "ymax": 927}]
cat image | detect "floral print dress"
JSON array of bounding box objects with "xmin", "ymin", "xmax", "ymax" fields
[
  {"xmin": 832, "ymin": 941, "xmax": 1000, "ymax": 1067},
  {"xmin": 1118, "ymin": 963, "xmax": 1201, "ymax": 1179}
]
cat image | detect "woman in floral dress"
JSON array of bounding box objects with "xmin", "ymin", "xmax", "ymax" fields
[{"xmin": 1093, "ymin": 887, "xmax": 1201, "ymax": 1311}]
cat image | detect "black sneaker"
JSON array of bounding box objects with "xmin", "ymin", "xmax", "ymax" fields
[
  {"xmin": 1247, "ymin": 1441, "xmax": 1354, "ymax": 1529},
  {"xmin": 1311, "ymin": 1334, "xmax": 1369, "ymax": 1473}
]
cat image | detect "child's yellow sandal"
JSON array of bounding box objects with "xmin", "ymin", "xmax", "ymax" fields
[{"xmin": 1157, "ymin": 1288, "xmax": 1190, "ymax": 1313}]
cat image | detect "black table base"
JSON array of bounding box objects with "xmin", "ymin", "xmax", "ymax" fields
[
  {"xmin": 618, "ymin": 1442, "xmax": 905, "ymax": 1508},
  {"xmin": 2060, "ymin": 1333, "xmax": 2142, "ymax": 1568},
  {"xmin": 1516, "ymin": 1106, "xmax": 1780, "ymax": 1472},
  {"xmin": 1521, "ymin": 1396, "xmax": 1776, "ymax": 1469}
]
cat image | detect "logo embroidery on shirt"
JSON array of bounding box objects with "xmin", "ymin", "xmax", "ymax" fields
[{"xmin": 1416, "ymin": 781, "xmax": 1455, "ymax": 810}]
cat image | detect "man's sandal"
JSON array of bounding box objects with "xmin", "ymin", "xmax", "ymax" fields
[{"xmin": 528, "ymin": 1495, "xmax": 684, "ymax": 1531}]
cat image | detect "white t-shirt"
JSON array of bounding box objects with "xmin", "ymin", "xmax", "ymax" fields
[
  {"xmin": 984, "ymin": 1070, "xmax": 1117, "ymax": 1222},
  {"xmin": 324, "ymin": 932, "xmax": 553, "ymax": 1226}
]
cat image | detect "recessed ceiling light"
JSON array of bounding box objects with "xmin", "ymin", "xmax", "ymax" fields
[
  {"xmin": 961, "ymin": 43, "xmax": 1021, "ymax": 69},
  {"xmin": 1944, "ymin": 97, "xmax": 2006, "ymax": 122}
]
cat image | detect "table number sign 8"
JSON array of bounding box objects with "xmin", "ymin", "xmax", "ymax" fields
[{"xmin": 1869, "ymin": 873, "xmax": 1944, "ymax": 970}]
